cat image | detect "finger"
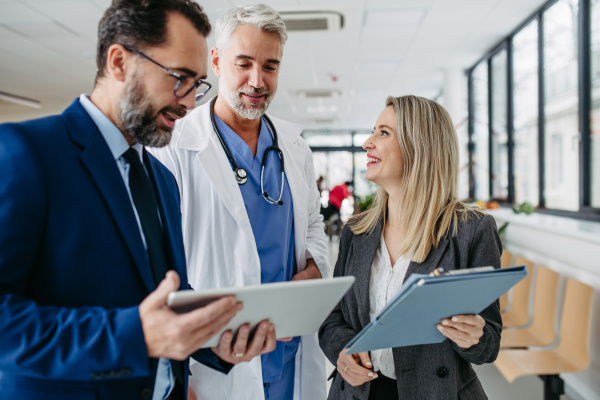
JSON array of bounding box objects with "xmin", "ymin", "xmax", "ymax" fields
[
  {"xmin": 357, "ymin": 352, "xmax": 372, "ymax": 369},
  {"xmin": 180, "ymin": 296, "xmax": 239, "ymax": 330},
  {"xmin": 449, "ymin": 315, "xmax": 480, "ymax": 326},
  {"xmin": 441, "ymin": 319, "xmax": 478, "ymax": 335},
  {"xmin": 261, "ymin": 324, "xmax": 277, "ymax": 354},
  {"xmin": 438, "ymin": 324, "xmax": 469, "ymax": 343},
  {"xmin": 344, "ymin": 353, "xmax": 372, "ymax": 376},
  {"xmin": 188, "ymin": 386, "xmax": 198, "ymax": 400},
  {"xmin": 245, "ymin": 321, "xmax": 271, "ymax": 357},
  {"xmin": 345, "ymin": 366, "xmax": 377, "ymax": 382},
  {"xmin": 215, "ymin": 330, "xmax": 234, "ymax": 358},
  {"xmin": 189, "ymin": 305, "xmax": 240, "ymax": 350},
  {"xmin": 144, "ymin": 271, "xmax": 180, "ymax": 310},
  {"xmin": 232, "ymin": 324, "xmax": 250, "ymax": 355},
  {"xmin": 278, "ymin": 337, "xmax": 294, "ymax": 342}
]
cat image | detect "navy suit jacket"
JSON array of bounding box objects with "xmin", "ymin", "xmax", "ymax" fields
[{"xmin": 0, "ymin": 99, "xmax": 227, "ymax": 400}]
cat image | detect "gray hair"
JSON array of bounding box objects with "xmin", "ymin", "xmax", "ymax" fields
[{"xmin": 215, "ymin": 4, "xmax": 288, "ymax": 56}]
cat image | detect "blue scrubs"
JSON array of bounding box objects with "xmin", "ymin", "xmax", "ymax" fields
[{"xmin": 215, "ymin": 116, "xmax": 300, "ymax": 400}]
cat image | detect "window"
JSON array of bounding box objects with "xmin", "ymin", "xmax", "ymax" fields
[
  {"xmin": 513, "ymin": 20, "xmax": 540, "ymax": 206},
  {"xmin": 591, "ymin": 0, "xmax": 600, "ymax": 207},
  {"xmin": 491, "ymin": 49, "xmax": 509, "ymax": 200},
  {"xmin": 472, "ymin": 62, "xmax": 490, "ymax": 201},
  {"xmin": 467, "ymin": 0, "xmax": 600, "ymax": 221},
  {"xmin": 543, "ymin": 0, "xmax": 579, "ymax": 211}
]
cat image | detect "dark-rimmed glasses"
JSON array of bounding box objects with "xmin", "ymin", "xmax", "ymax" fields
[{"xmin": 122, "ymin": 45, "xmax": 212, "ymax": 102}]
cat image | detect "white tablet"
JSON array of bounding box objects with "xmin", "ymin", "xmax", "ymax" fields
[{"xmin": 167, "ymin": 276, "xmax": 355, "ymax": 348}]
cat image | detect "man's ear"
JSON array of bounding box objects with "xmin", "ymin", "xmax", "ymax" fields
[
  {"xmin": 211, "ymin": 47, "xmax": 221, "ymax": 78},
  {"xmin": 105, "ymin": 44, "xmax": 129, "ymax": 83}
]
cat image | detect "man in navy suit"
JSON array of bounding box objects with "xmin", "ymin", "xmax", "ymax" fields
[{"xmin": 0, "ymin": 1, "xmax": 277, "ymax": 399}]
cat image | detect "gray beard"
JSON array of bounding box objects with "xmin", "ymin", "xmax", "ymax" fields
[
  {"xmin": 222, "ymin": 85, "xmax": 275, "ymax": 120},
  {"xmin": 119, "ymin": 75, "xmax": 172, "ymax": 148}
]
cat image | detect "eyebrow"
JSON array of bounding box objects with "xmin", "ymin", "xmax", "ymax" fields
[
  {"xmin": 376, "ymin": 124, "xmax": 395, "ymax": 131},
  {"xmin": 235, "ymin": 54, "xmax": 281, "ymax": 65},
  {"xmin": 172, "ymin": 67, "xmax": 206, "ymax": 80}
]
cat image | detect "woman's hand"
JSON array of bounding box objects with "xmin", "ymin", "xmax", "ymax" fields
[
  {"xmin": 188, "ymin": 386, "xmax": 198, "ymax": 400},
  {"xmin": 337, "ymin": 348, "xmax": 378, "ymax": 387},
  {"xmin": 437, "ymin": 314, "xmax": 485, "ymax": 348}
]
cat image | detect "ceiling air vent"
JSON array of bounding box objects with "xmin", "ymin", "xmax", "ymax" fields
[
  {"xmin": 280, "ymin": 11, "xmax": 344, "ymax": 32},
  {"xmin": 295, "ymin": 89, "xmax": 342, "ymax": 98}
]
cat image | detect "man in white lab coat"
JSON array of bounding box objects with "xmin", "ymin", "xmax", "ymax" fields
[{"xmin": 150, "ymin": 4, "xmax": 330, "ymax": 400}]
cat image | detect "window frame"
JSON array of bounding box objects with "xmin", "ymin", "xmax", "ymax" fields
[{"xmin": 467, "ymin": 0, "xmax": 600, "ymax": 222}]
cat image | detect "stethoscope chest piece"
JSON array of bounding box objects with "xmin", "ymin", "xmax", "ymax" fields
[{"xmin": 235, "ymin": 168, "xmax": 248, "ymax": 185}]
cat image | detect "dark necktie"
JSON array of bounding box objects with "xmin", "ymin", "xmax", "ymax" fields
[
  {"xmin": 123, "ymin": 148, "xmax": 185, "ymax": 385},
  {"xmin": 122, "ymin": 148, "xmax": 169, "ymax": 286}
]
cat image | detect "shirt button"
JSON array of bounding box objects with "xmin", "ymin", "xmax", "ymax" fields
[
  {"xmin": 437, "ymin": 367, "xmax": 449, "ymax": 378},
  {"xmin": 140, "ymin": 387, "xmax": 153, "ymax": 399}
]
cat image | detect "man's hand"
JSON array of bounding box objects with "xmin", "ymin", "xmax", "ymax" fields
[
  {"xmin": 291, "ymin": 258, "xmax": 321, "ymax": 281},
  {"xmin": 437, "ymin": 314, "xmax": 485, "ymax": 349},
  {"xmin": 211, "ymin": 320, "xmax": 277, "ymax": 364},
  {"xmin": 337, "ymin": 348, "xmax": 377, "ymax": 387},
  {"xmin": 139, "ymin": 271, "xmax": 241, "ymax": 361}
]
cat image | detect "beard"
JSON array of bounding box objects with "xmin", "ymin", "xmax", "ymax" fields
[
  {"xmin": 119, "ymin": 73, "xmax": 186, "ymax": 148},
  {"xmin": 222, "ymin": 83, "xmax": 275, "ymax": 120}
]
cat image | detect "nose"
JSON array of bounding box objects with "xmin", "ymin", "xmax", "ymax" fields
[
  {"xmin": 363, "ymin": 132, "xmax": 376, "ymax": 151},
  {"xmin": 177, "ymin": 89, "xmax": 196, "ymax": 111},
  {"xmin": 247, "ymin": 66, "xmax": 264, "ymax": 89}
]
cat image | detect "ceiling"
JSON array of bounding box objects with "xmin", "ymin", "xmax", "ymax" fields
[{"xmin": 0, "ymin": 0, "xmax": 548, "ymax": 129}]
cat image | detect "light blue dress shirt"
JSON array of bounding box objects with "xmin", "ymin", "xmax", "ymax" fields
[
  {"xmin": 214, "ymin": 115, "xmax": 300, "ymax": 386},
  {"xmin": 79, "ymin": 95, "xmax": 175, "ymax": 400}
]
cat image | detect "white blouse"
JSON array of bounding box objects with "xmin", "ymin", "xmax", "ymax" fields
[{"xmin": 368, "ymin": 234, "xmax": 411, "ymax": 379}]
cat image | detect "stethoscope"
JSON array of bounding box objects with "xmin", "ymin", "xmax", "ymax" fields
[{"xmin": 210, "ymin": 96, "xmax": 285, "ymax": 205}]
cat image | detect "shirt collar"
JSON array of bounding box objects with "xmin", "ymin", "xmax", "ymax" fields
[{"xmin": 79, "ymin": 94, "xmax": 142, "ymax": 160}]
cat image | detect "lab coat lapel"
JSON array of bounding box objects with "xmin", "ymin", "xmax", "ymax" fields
[
  {"xmin": 176, "ymin": 101, "xmax": 257, "ymax": 252},
  {"xmin": 267, "ymin": 114, "xmax": 308, "ymax": 270}
]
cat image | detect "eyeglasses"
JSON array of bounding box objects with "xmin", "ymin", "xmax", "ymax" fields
[{"xmin": 122, "ymin": 45, "xmax": 212, "ymax": 102}]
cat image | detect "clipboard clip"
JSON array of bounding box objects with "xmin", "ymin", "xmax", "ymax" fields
[{"xmin": 429, "ymin": 266, "xmax": 495, "ymax": 277}]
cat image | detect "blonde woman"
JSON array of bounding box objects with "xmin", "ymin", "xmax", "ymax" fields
[{"xmin": 319, "ymin": 95, "xmax": 502, "ymax": 400}]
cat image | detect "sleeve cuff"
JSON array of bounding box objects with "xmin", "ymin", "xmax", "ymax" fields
[{"xmin": 190, "ymin": 348, "xmax": 234, "ymax": 375}]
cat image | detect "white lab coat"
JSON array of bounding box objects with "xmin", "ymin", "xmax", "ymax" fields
[{"xmin": 149, "ymin": 99, "xmax": 330, "ymax": 400}]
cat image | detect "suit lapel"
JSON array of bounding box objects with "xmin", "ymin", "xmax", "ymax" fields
[
  {"xmin": 145, "ymin": 152, "xmax": 187, "ymax": 289},
  {"xmin": 351, "ymin": 220, "xmax": 383, "ymax": 328},
  {"xmin": 403, "ymin": 238, "xmax": 450, "ymax": 282},
  {"xmin": 64, "ymin": 100, "xmax": 156, "ymax": 293}
]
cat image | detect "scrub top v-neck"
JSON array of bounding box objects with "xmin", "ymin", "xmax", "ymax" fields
[{"xmin": 213, "ymin": 115, "xmax": 300, "ymax": 382}]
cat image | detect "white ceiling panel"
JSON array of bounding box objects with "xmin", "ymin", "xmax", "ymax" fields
[
  {"xmin": 3, "ymin": 21, "xmax": 75, "ymax": 38},
  {"xmin": 0, "ymin": 0, "xmax": 550, "ymax": 129},
  {"xmin": 0, "ymin": 2, "xmax": 46, "ymax": 23}
]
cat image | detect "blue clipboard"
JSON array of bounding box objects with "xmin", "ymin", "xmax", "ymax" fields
[{"xmin": 345, "ymin": 266, "xmax": 528, "ymax": 354}]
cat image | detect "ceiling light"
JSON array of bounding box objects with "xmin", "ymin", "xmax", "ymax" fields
[
  {"xmin": 0, "ymin": 91, "xmax": 41, "ymax": 109},
  {"xmin": 295, "ymin": 89, "xmax": 342, "ymax": 98}
]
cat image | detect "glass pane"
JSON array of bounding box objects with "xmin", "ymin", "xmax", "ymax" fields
[
  {"xmin": 591, "ymin": 0, "xmax": 600, "ymax": 207},
  {"xmin": 543, "ymin": 0, "xmax": 580, "ymax": 211},
  {"xmin": 353, "ymin": 152, "xmax": 376, "ymax": 200},
  {"xmin": 303, "ymin": 132, "xmax": 352, "ymax": 147},
  {"xmin": 353, "ymin": 133, "xmax": 372, "ymax": 147},
  {"xmin": 513, "ymin": 20, "xmax": 540, "ymax": 206},
  {"xmin": 491, "ymin": 49, "xmax": 509, "ymax": 199},
  {"xmin": 458, "ymin": 73, "xmax": 470, "ymax": 200},
  {"xmin": 472, "ymin": 62, "xmax": 490, "ymax": 201}
]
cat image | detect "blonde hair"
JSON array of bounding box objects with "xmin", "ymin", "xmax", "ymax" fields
[{"xmin": 350, "ymin": 95, "xmax": 483, "ymax": 263}]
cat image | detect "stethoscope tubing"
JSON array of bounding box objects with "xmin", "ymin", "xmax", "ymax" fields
[{"xmin": 209, "ymin": 96, "xmax": 285, "ymax": 205}]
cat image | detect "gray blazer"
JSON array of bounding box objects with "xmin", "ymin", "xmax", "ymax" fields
[{"xmin": 319, "ymin": 213, "xmax": 502, "ymax": 400}]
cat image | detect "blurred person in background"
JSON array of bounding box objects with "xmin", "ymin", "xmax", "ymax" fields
[
  {"xmin": 150, "ymin": 4, "xmax": 329, "ymax": 400},
  {"xmin": 319, "ymin": 96, "xmax": 502, "ymax": 400},
  {"xmin": 321, "ymin": 181, "xmax": 353, "ymax": 222}
]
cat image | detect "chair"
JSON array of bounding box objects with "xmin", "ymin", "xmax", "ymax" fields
[
  {"xmin": 501, "ymin": 256, "xmax": 534, "ymax": 327},
  {"xmin": 494, "ymin": 278, "xmax": 593, "ymax": 383},
  {"xmin": 500, "ymin": 266, "xmax": 560, "ymax": 348},
  {"xmin": 499, "ymin": 249, "xmax": 513, "ymax": 312}
]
